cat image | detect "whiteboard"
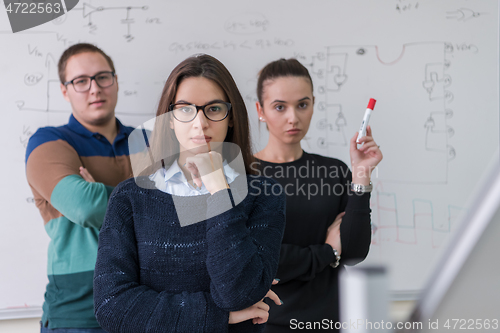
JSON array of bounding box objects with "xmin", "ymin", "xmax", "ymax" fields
[{"xmin": 0, "ymin": 0, "xmax": 498, "ymax": 318}]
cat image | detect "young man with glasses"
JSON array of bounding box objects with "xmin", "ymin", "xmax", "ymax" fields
[{"xmin": 25, "ymin": 43, "xmax": 135, "ymax": 332}]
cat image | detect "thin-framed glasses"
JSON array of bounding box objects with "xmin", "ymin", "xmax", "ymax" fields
[
  {"xmin": 64, "ymin": 71, "xmax": 116, "ymax": 92},
  {"xmin": 169, "ymin": 101, "xmax": 231, "ymax": 122}
]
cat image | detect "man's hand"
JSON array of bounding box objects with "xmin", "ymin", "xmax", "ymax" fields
[{"xmin": 79, "ymin": 166, "xmax": 95, "ymax": 182}]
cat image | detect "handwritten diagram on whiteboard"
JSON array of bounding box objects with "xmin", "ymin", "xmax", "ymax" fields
[
  {"xmin": 0, "ymin": 0, "xmax": 498, "ymax": 316},
  {"xmin": 310, "ymin": 43, "xmax": 455, "ymax": 184}
]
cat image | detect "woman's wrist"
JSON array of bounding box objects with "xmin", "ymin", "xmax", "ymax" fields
[
  {"xmin": 207, "ymin": 174, "xmax": 230, "ymax": 195},
  {"xmin": 351, "ymin": 164, "xmax": 375, "ymax": 185},
  {"xmin": 351, "ymin": 176, "xmax": 371, "ymax": 186},
  {"xmin": 330, "ymin": 247, "xmax": 341, "ymax": 268},
  {"xmin": 209, "ymin": 182, "xmax": 230, "ymax": 195}
]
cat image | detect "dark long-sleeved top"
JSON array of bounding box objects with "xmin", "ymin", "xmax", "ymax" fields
[
  {"xmin": 255, "ymin": 151, "xmax": 372, "ymax": 332},
  {"xmin": 93, "ymin": 175, "xmax": 286, "ymax": 333}
]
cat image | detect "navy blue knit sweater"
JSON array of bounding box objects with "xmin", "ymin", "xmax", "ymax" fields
[{"xmin": 93, "ymin": 175, "xmax": 286, "ymax": 333}]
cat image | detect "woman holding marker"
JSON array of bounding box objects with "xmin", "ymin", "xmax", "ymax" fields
[
  {"xmin": 92, "ymin": 54, "xmax": 286, "ymax": 332},
  {"xmin": 253, "ymin": 58, "xmax": 383, "ymax": 332}
]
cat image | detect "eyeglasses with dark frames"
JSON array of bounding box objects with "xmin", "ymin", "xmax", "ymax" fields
[
  {"xmin": 169, "ymin": 101, "xmax": 231, "ymax": 123},
  {"xmin": 64, "ymin": 71, "xmax": 116, "ymax": 92}
]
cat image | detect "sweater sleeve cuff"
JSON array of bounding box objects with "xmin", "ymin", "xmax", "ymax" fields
[
  {"xmin": 318, "ymin": 244, "xmax": 336, "ymax": 268},
  {"xmin": 345, "ymin": 191, "xmax": 371, "ymax": 213}
]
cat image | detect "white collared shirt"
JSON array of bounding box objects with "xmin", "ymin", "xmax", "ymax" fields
[{"xmin": 149, "ymin": 159, "xmax": 239, "ymax": 196}]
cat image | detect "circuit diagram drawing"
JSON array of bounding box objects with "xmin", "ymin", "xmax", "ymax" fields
[
  {"xmin": 315, "ymin": 104, "xmax": 348, "ymax": 148},
  {"xmin": 15, "ymin": 53, "xmax": 69, "ymax": 114},
  {"xmin": 422, "ymin": 62, "xmax": 452, "ymax": 102},
  {"xmin": 327, "ymin": 53, "xmax": 349, "ymax": 91},
  {"xmin": 446, "ymin": 8, "xmax": 487, "ymax": 22},
  {"xmin": 306, "ymin": 42, "xmax": 456, "ymax": 184},
  {"xmin": 72, "ymin": 2, "xmax": 149, "ymax": 41},
  {"xmin": 424, "ymin": 109, "xmax": 456, "ymax": 161},
  {"xmin": 372, "ymin": 183, "xmax": 399, "ymax": 246},
  {"xmin": 370, "ymin": 183, "xmax": 452, "ymax": 249},
  {"xmin": 15, "ymin": 51, "xmax": 150, "ymax": 119},
  {"xmin": 302, "ymin": 53, "xmax": 349, "ymax": 149}
]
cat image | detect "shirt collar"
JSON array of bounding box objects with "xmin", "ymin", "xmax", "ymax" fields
[
  {"xmin": 67, "ymin": 114, "xmax": 93, "ymax": 137},
  {"xmin": 114, "ymin": 118, "xmax": 129, "ymax": 141},
  {"xmin": 164, "ymin": 158, "xmax": 239, "ymax": 186},
  {"xmin": 67, "ymin": 114, "xmax": 129, "ymax": 142}
]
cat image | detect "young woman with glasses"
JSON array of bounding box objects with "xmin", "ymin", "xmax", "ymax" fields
[
  {"xmin": 253, "ymin": 59, "xmax": 383, "ymax": 332},
  {"xmin": 93, "ymin": 54, "xmax": 286, "ymax": 332}
]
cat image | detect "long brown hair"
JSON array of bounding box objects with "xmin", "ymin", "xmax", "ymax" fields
[{"xmin": 149, "ymin": 54, "xmax": 256, "ymax": 175}]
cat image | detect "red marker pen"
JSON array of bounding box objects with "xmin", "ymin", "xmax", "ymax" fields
[{"xmin": 357, "ymin": 98, "xmax": 376, "ymax": 143}]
